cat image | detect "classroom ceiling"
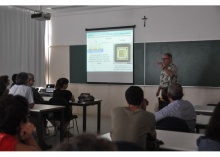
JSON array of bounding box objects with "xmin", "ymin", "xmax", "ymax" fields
[{"xmin": 15, "ymin": 5, "xmax": 123, "ymax": 15}]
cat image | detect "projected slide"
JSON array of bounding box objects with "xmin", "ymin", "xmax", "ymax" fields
[{"xmin": 86, "ymin": 27, "xmax": 134, "ymax": 84}]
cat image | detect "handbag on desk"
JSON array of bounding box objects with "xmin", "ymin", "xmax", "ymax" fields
[{"xmin": 78, "ymin": 93, "xmax": 95, "ymax": 103}]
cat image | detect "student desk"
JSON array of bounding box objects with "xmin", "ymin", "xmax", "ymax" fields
[
  {"xmin": 194, "ymin": 105, "xmax": 214, "ymax": 133},
  {"xmin": 194, "ymin": 105, "xmax": 215, "ymax": 116},
  {"xmin": 71, "ymin": 99, "xmax": 102, "ymax": 134},
  {"xmin": 156, "ymin": 130, "xmax": 202, "ymax": 151},
  {"xmin": 43, "ymin": 96, "xmax": 102, "ymax": 134},
  {"xmin": 43, "ymin": 96, "xmax": 52, "ymax": 102},
  {"xmin": 29, "ymin": 104, "xmax": 65, "ymax": 145},
  {"xmin": 195, "ymin": 115, "xmax": 211, "ymax": 133},
  {"xmin": 100, "ymin": 130, "xmax": 203, "ymax": 151}
]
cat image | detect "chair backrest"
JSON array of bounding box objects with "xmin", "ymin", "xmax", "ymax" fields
[
  {"xmin": 114, "ymin": 141, "xmax": 145, "ymax": 151},
  {"xmin": 156, "ymin": 117, "xmax": 191, "ymax": 133},
  {"xmin": 49, "ymin": 97, "xmax": 68, "ymax": 106},
  {"xmin": 48, "ymin": 97, "xmax": 72, "ymax": 120}
]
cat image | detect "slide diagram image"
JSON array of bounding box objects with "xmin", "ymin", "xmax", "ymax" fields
[{"xmin": 114, "ymin": 44, "xmax": 130, "ymax": 62}]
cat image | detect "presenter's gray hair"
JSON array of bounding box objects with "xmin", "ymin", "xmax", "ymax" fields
[{"xmin": 164, "ymin": 53, "xmax": 172, "ymax": 59}]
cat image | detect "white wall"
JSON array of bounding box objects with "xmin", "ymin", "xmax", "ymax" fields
[
  {"xmin": 48, "ymin": 6, "xmax": 220, "ymax": 116},
  {"xmin": 50, "ymin": 6, "xmax": 220, "ymax": 45},
  {"xmin": 49, "ymin": 46, "xmax": 69, "ymax": 83}
]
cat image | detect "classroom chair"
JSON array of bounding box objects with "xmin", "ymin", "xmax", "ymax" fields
[
  {"xmin": 156, "ymin": 117, "xmax": 191, "ymax": 133},
  {"xmin": 114, "ymin": 141, "xmax": 145, "ymax": 151},
  {"xmin": 48, "ymin": 97, "xmax": 79, "ymax": 140}
]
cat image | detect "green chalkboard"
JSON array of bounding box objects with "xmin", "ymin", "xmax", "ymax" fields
[
  {"xmin": 70, "ymin": 45, "xmax": 87, "ymax": 83},
  {"xmin": 70, "ymin": 40, "xmax": 220, "ymax": 87},
  {"xmin": 145, "ymin": 40, "xmax": 220, "ymax": 87},
  {"xmin": 134, "ymin": 43, "xmax": 144, "ymax": 85}
]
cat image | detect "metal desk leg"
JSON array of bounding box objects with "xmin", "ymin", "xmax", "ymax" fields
[
  {"xmin": 38, "ymin": 113, "xmax": 44, "ymax": 146},
  {"xmin": 83, "ymin": 105, "xmax": 87, "ymax": 132},
  {"xmin": 97, "ymin": 102, "xmax": 101, "ymax": 134},
  {"xmin": 60, "ymin": 109, "xmax": 64, "ymax": 142}
]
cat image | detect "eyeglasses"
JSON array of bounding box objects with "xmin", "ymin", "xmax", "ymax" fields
[{"xmin": 162, "ymin": 58, "xmax": 170, "ymax": 60}]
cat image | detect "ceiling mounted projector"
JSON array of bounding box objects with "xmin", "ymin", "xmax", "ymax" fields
[{"xmin": 31, "ymin": 12, "xmax": 51, "ymax": 21}]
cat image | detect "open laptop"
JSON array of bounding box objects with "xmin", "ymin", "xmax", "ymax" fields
[
  {"xmin": 46, "ymin": 84, "xmax": 55, "ymax": 93},
  {"xmin": 39, "ymin": 84, "xmax": 55, "ymax": 96}
]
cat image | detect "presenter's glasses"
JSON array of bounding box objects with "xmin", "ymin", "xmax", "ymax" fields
[{"xmin": 162, "ymin": 58, "xmax": 170, "ymax": 60}]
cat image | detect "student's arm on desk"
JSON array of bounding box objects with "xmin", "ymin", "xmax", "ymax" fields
[{"xmin": 154, "ymin": 104, "xmax": 173, "ymax": 122}]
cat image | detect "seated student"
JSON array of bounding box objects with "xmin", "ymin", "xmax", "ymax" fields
[
  {"xmin": 9, "ymin": 72, "xmax": 51, "ymax": 150},
  {"xmin": 10, "ymin": 73, "xmax": 17, "ymax": 88},
  {"xmin": 53, "ymin": 78, "xmax": 75, "ymax": 137},
  {"xmin": 9, "ymin": 72, "xmax": 35, "ymax": 109},
  {"xmin": 27, "ymin": 73, "xmax": 49, "ymax": 132},
  {"xmin": 0, "ymin": 75, "xmax": 10, "ymax": 96},
  {"xmin": 0, "ymin": 95, "xmax": 41, "ymax": 151},
  {"xmin": 111, "ymin": 86, "xmax": 156, "ymax": 150},
  {"xmin": 27, "ymin": 73, "xmax": 49, "ymax": 135},
  {"xmin": 154, "ymin": 83, "xmax": 196, "ymax": 132},
  {"xmin": 0, "ymin": 81, "xmax": 6, "ymax": 98},
  {"xmin": 27, "ymin": 73, "xmax": 44, "ymax": 104},
  {"xmin": 154, "ymin": 87, "xmax": 169, "ymax": 112},
  {"xmin": 197, "ymin": 103, "xmax": 220, "ymax": 151},
  {"xmin": 54, "ymin": 133, "xmax": 117, "ymax": 151},
  {"xmin": 53, "ymin": 78, "xmax": 75, "ymax": 102}
]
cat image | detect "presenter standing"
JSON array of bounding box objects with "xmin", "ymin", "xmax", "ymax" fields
[{"xmin": 156, "ymin": 53, "xmax": 177, "ymax": 97}]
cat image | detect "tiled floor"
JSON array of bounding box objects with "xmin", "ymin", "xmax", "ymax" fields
[{"xmin": 40, "ymin": 114, "xmax": 111, "ymax": 151}]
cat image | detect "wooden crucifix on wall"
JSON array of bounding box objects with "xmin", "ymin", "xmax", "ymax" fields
[{"xmin": 142, "ymin": 16, "xmax": 148, "ymax": 27}]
